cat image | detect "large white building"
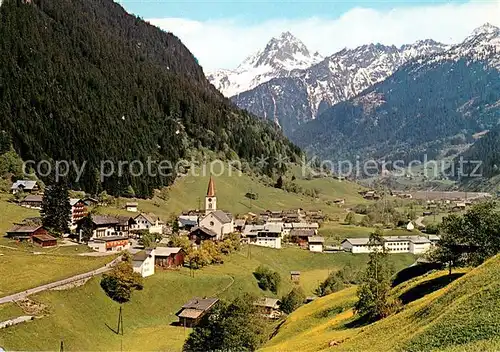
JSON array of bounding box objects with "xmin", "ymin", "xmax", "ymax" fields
[
  {"xmin": 243, "ymin": 223, "xmax": 283, "ymax": 249},
  {"xmin": 132, "ymin": 248, "xmax": 155, "ymax": 277},
  {"xmin": 132, "ymin": 213, "xmax": 164, "ymax": 234},
  {"xmin": 341, "ymin": 235, "xmax": 433, "ymax": 255}
]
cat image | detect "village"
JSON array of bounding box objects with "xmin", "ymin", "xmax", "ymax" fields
[{"xmin": 2, "ymin": 176, "xmax": 494, "ymax": 330}]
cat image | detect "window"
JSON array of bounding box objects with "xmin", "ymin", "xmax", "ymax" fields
[{"xmin": 210, "ymin": 221, "xmax": 214, "ymax": 226}]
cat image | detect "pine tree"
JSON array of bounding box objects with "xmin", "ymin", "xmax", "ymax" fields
[
  {"xmin": 355, "ymin": 229, "xmax": 399, "ymax": 321},
  {"xmin": 41, "ymin": 182, "xmax": 71, "ymax": 235}
]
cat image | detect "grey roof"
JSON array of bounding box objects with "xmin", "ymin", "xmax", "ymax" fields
[
  {"xmin": 291, "ymin": 222, "xmax": 319, "ymax": 229},
  {"xmin": 191, "ymin": 226, "xmax": 218, "ymax": 238},
  {"xmin": 89, "ymin": 236, "xmax": 128, "ymax": 242},
  {"xmin": 22, "ymin": 195, "xmax": 43, "ymax": 202},
  {"xmin": 208, "ymin": 210, "xmax": 232, "ymax": 224},
  {"xmin": 263, "ymin": 223, "xmax": 283, "ymax": 233},
  {"xmin": 308, "ymin": 236, "xmax": 324, "ymax": 243},
  {"xmin": 181, "ymin": 297, "xmax": 219, "ymax": 311},
  {"xmin": 290, "ymin": 229, "xmax": 316, "ymax": 237},
  {"xmin": 7, "ymin": 225, "xmax": 43, "ymax": 234},
  {"xmin": 254, "ymin": 297, "xmax": 280, "ymax": 309},
  {"xmin": 290, "ymin": 271, "xmax": 301, "ymax": 275},
  {"xmin": 133, "ymin": 249, "xmax": 154, "ymax": 262},
  {"xmin": 234, "ymin": 219, "xmax": 246, "ymax": 227},
  {"xmin": 428, "ymin": 234, "xmax": 441, "ymax": 241},
  {"xmin": 126, "ymin": 202, "xmax": 138, "ymax": 206},
  {"xmin": 383, "ymin": 236, "xmax": 431, "ymax": 244},
  {"xmin": 11, "ymin": 180, "xmax": 37, "ymax": 190},
  {"xmin": 342, "ymin": 238, "xmax": 370, "ymax": 246},
  {"xmin": 91, "ymin": 215, "xmax": 120, "ymax": 226},
  {"xmin": 154, "ymin": 247, "xmax": 183, "ymax": 257}
]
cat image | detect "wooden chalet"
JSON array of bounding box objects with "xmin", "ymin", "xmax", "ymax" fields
[
  {"xmin": 6, "ymin": 225, "xmax": 55, "ymax": 247},
  {"xmin": 153, "ymin": 247, "xmax": 186, "ymax": 268},
  {"xmin": 176, "ymin": 297, "xmax": 219, "ymax": 327},
  {"xmin": 189, "ymin": 226, "xmax": 218, "ymax": 245},
  {"xmin": 289, "ymin": 229, "xmax": 316, "ymax": 248},
  {"xmin": 32, "ymin": 233, "xmax": 57, "ymax": 247}
]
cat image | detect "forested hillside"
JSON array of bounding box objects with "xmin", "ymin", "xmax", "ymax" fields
[{"xmin": 0, "ymin": 0, "xmax": 300, "ymax": 197}]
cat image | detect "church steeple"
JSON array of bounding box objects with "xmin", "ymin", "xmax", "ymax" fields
[{"xmin": 205, "ymin": 176, "xmax": 217, "ymax": 214}]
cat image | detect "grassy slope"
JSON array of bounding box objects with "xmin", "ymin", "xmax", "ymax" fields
[
  {"xmin": 263, "ymin": 255, "xmax": 500, "ymax": 352},
  {"xmin": 98, "ymin": 169, "xmax": 366, "ymax": 219},
  {"xmin": 0, "ymin": 246, "xmax": 415, "ymax": 351}
]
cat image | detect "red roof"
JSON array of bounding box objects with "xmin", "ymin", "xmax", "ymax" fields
[{"xmin": 207, "ymin": 176, "xmax": 215, "ymax": 197}]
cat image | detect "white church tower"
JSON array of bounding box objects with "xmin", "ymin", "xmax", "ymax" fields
[{"xmin": 205, "ymin": 176, "xmax": 217, "ymax": 214}]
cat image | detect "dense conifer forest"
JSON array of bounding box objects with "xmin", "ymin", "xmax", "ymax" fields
[{"xmin": 0, "ymin": 0, "xmax": 300, "ymax": 197}]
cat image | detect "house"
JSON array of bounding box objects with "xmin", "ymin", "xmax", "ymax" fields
[
  {"xmin": 289, "ymin": 229, "xmax": 316, "ymax": 248},
  {"xmin": 87, "ymin": 236, "xmax": 130, "ymax": 253},
  {"xmin": 255, "ymin": 224, "xmax": 282, "ymax": 249},
  {"xmin": 76, "ymin": 215, "xmax": 135, "ymax": 241},
  {"xmin": 254, "ymin": 298, "xmax": 282, "ymax": 319},
  {"xmin": 234, "ymin": 219, "xmax": 246, "ymax": 232},
  {"xmin": 20, "ymin": 195, "xmax": 43, "ymax": 209},
  {"xmin": 406, "ymin": 221, "xmax": 415, "ymax": 231},
  {"xmin": 178, "ymin": 215, "xmax": 199, "ymax": 231},
  {"xmin": 308, "ymin": 236, "xmax": 324, "ymax": 252},
  {"xmin": 6, "ymin": 225, "xmax": 50, "ymax": 242},
  {"xmin": 132, "ymin": 249, "xmax": 155, "ymax": 277},
  {"xmin": 197, "ymin": 177, "xmax": 234, "ymax": 239},
  {"xmin": 70, "ymin": 198, "xmax": 88, "ymax": 230},
  {"xmin": 290, "ymin": 271, "xmax": 300, "ymax": 282},
  {"xmin": 176, "ymin": 297, "xmax": 219, "ymax": 327},
  {"xmin": 132, "ymin": 213, "xmax": 164, "ymax": 234},
  {"xmin": 154, "ymin": 247, "xmax": 186, "ymax": 268},
  {"xmin": 32, "ymin": 233, "xmax": 57, "ymax": 247},
  {"xmin": 190, "ymin": 226, "xmax": 219, "ymax": 245},
  {"xmin": 341, "ymin": 238, "xmax": 377, "ymax": 253},
  {"xmin": 125, "ymin": 202, "xmax": 138, "ymax": 212},
  {"xmin": 428, "ymin": 234, "xmax": 441, "ymax": 246},
  {"xmin": 11, "ymin": 180, "xmax": 39, "ymax": 194}
]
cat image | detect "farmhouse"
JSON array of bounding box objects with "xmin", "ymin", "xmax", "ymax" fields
[
  {"xmin": 76, "ymin": 215, "xmax": 136, "ymax": 241},
  {"xmin": 190, "ymin": 226, "xmax": 219, "ymax": 244},
  {"xmin": 6, "ymin": 225, "xmax": 50, "ymax": 242},
  {"xmin": 289, "ymin": 229, "xmax": 316, "ymax": 248},
  {"xmin": 11, "ymin": 180, "xmax": 39, "ymax": 194},
  {"xmin": 254, "ymin": 298, "xmax": 282, "ymax": 319},
  {"xmin": 20, "ymin": 195, "xmax": 43, "ymax": 209},
  {"xmin": 176, "ymin": 297, "xmax": 219, "ymax": 327},
  {"xmin": 132, "ymin": 213, "xmax": 164, "ymax": 234},
  {"xmin": 308, "ymin": 236, "xmax": 324, "ymax": 252},
  {"xmin": 132, "ymin": 249, "xmax": 155, "ymax": 277},
  {"xmin": 154, "ymin": 247, "xmax": 185, "ymax": 268},
  {"xmin": 87, "ymin": 236, "xmax": 130, "ymax": 253}
]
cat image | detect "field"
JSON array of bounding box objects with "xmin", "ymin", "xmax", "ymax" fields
[
  {"xmin": 262, "ymin": 254, "xmax": 500, "ymax": 352},
  {"xmin": 0, "ymin": 246, "xmax": 415, "ymax": 351}
]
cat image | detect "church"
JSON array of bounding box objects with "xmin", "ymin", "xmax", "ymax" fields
[{"xmin": 193, "ymin": 177, "xmax": 234, "ymax": 241}]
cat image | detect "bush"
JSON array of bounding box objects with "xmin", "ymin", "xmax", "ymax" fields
[
  {"xmin": 253, "ymin": 265, "xmax": 281, "ymax": 294},
  {"xmin": 280, "ymin": 287, "xmax": 306, "ymax": 314},
  {"xmin": 315, "ymin": 265, "xmax": 362, "ymax": 297}
]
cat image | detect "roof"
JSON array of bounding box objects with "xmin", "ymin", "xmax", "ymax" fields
[
  {"xmin": 206, "ymin": 210, "xmax": 232, "ymax": 224},
  {"xmin": 89, "ymin": 236, "xmax": 128, "ymax": 242},
  {"xmin": 191, "ymin": 226, "xmax": 218, "ymax": 238},
  {"xmin": 428, "ymin": 234, "xmax": 441, "ymax": 241},
  {"xmin": 308, "ymin": 236, "xmax": 324, "ymax": 243},
  {"xmin": 179, "ymin": 218, "xmax": 198, "ymax": 227},
  {"xmin": 91, "ymin": 215, "xmax": 120, "ymax": 226},
  {"xmin": 262, "ymin": 223, "xmax": 283, "ymax": 233},
  {"xmin": 126, "ymin": 202, "xmax": 138, "ymax": 207},
  {"xmin": 133, "ymin": 250, "xmax": 153, "ymax": 262},
  {"xmin": 69, "ymin": 198, "xmax": 83, "ymax": 206},
  {"xmin": 181, "ymin": 297, "xmax": 219, "ymax": 311},
  {"xmin": 7, "ymin": 224, "xmax": 43, "ymax": 234},
  {"xmin": 234, "ymin": 219, "xmax": 246, "ymax": 227},
  {"xmin": 22, "ymin": 195, "xmax": 43, "ymax": 202},
  {"xmin": 32, "ymin": 233, "xmax": 57, "ymax": 242},
  {"xmin": 135, "ymin": 213, "xmax": 161, "ymax": 224},
  {"xmin": 115, "ymin": 215, "xmax": 136, "ymax": 226},
  {"xmin": 207, "ymin": 176, "xmax": 216, "ymax": 197},
  {"xmin": 290, "ymin": 271, "xmax": 301, "ymax": 275},
  {"xmin": 291, "ymin": 222, "xmax": 319, "ymax": 229},
  {"xmin": 154, "ymin": 247, "xmax": 183, "ymax": 257},
  {"xmin": 11, "ymin": 180, "xmax": 37, "ymax": 190},
  {"xmin": 383, "ymin": 236, "xmax": 431, "ymax": 244},
  {"xmin": 254, "ymin": 297, "xmax": 280, "ymax": 309},
  {"xmin": 342, "ymin": 238, "xmax": 370, "ymax": 246},
  {"xmin": 290, "ymin": 229, "xmax": 316, "ymax": 237},
  {"xmin": 177, "ymin": 308, "xmax": 203, "ymax": 319}
]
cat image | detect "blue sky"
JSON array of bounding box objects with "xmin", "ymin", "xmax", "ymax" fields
[
  {"xmin": 119, "ymin": 0, "xmax": 499, "ymax": 70},
  {"xmin": 122, "ymin": 0, "xmax": 466, "ymax": 22}
]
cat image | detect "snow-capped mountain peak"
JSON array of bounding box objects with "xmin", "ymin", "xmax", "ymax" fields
[
  {"xmin": 468, "ymin": 23, "xmax": 500, "ymax": 39},
  {"xmin": 207, "ymin": 32, "xmax": 322, "ymax": 97}
]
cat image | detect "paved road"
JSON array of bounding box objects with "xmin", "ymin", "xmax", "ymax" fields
[
  {"xmin": 0, "ymin": 256, "xmax": 122, "ymax": 305},
  {"xmin": 415, "ymin": 216, "xmax": 426, "ymax": 228}
]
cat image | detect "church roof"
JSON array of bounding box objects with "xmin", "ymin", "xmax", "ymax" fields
[{"xmin": 207, "ymin": 176, "xmax": 216, "ymax": 197}]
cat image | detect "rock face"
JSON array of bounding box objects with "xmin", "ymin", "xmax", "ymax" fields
[
  {"xmin": 226, "ymin": 37, "xmax": 448, "ymax": 135},
  {"xmin": 207, "ymin": 32, "xmax": 323, "ymax": 98}
]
